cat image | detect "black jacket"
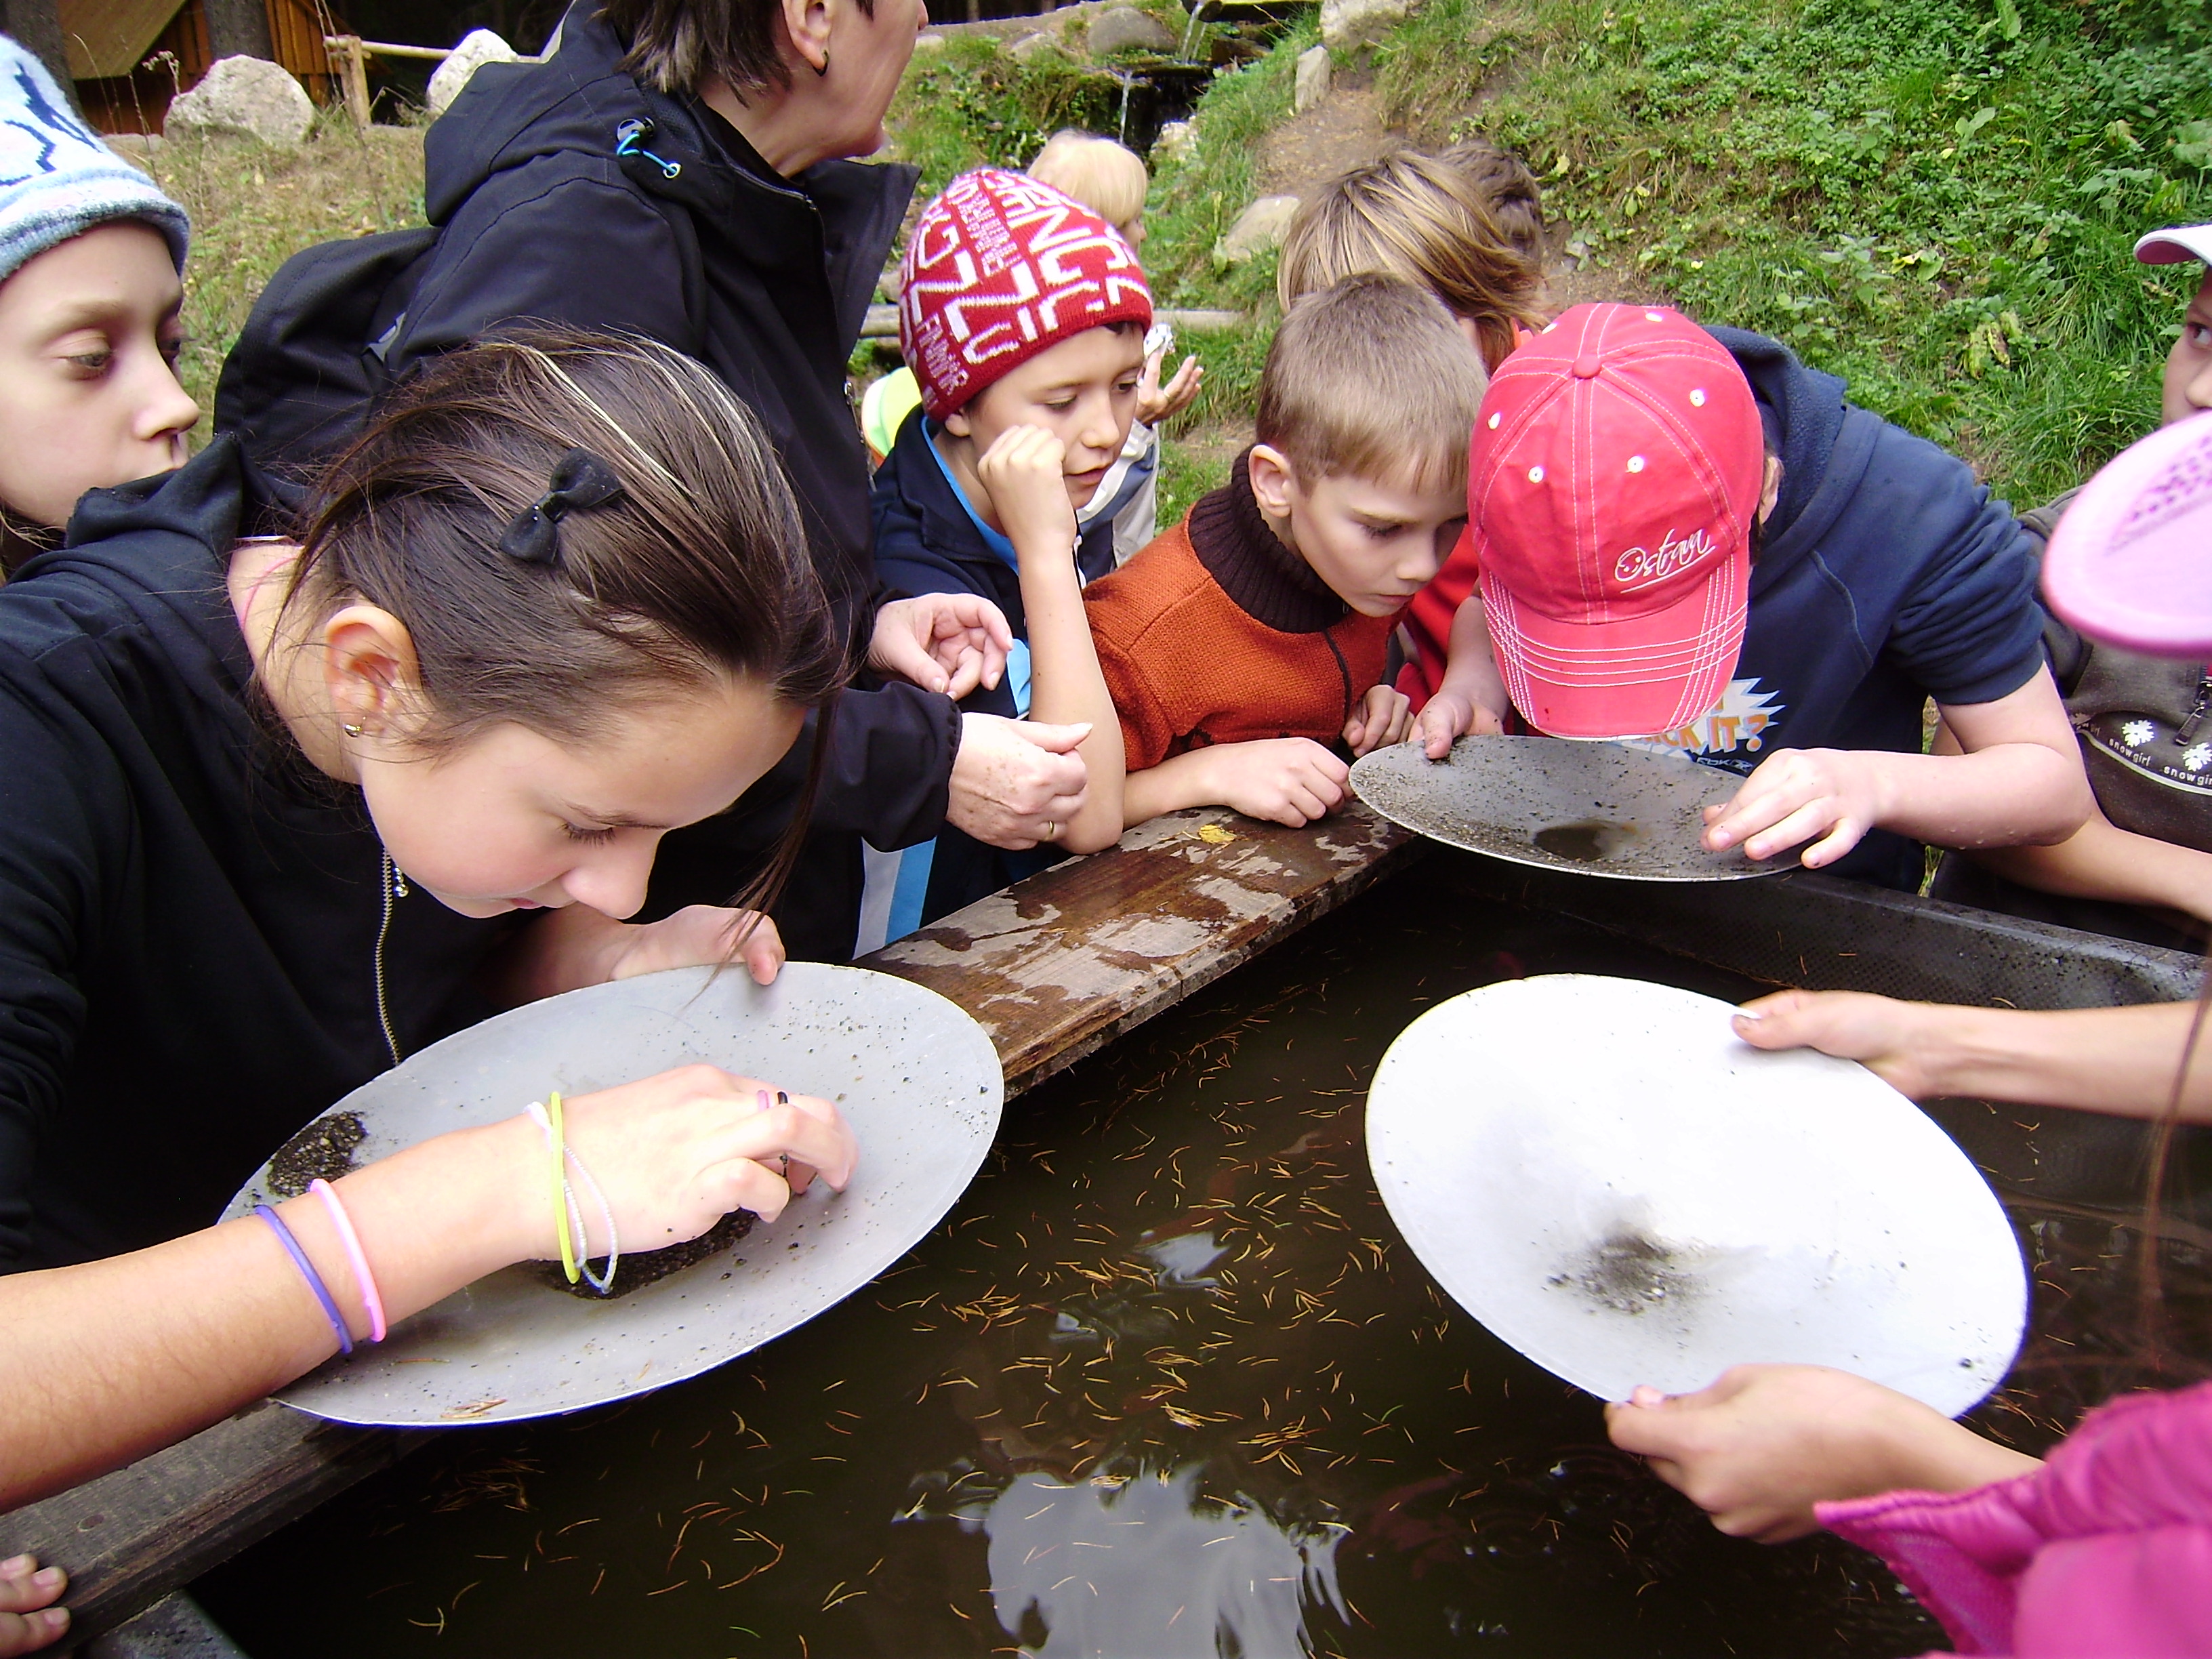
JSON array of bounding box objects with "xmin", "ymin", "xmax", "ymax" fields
[
  {"xmin": 393, "ymin": 4, "xmax": 954, "ymax": 955},
  {"xmin": 0, "ymin": 442, "xmax": 510, "ymax": 1270}
]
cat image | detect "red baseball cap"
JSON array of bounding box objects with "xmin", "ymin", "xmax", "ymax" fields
[
  {"xmin": 1469, "ymin": 303, "xmax": 1765, "ymax": 739},
  {"xmin": 2043, "ymin": 408, "xmax": 2212, "ymax": 657}
]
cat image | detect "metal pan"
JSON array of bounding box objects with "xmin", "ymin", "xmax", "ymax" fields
[
  {"xmin": 1367, "ymin": 975, "xmax": 2026, "ymax": 1415},
  {"xmin": 224, "ymin": 962, "xmax": 1002, "ymax": 1428},
  {"xmin": 1351, "ymin": 735, "xmax": 1796, "ymax": 881}
]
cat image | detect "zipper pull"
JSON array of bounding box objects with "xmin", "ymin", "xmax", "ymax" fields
[
  {"xmin": 615, "ymin": 117, "xmax": 682, "ymax": 180},
  {"xmin": 2175, "ymin": 668, "xmax": 2212, "ymax": 746}
]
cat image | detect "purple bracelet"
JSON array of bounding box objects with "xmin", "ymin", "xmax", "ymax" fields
[{"xmin": 255, "ymin": 1205, "xmax": 354, "ymax": 1357}]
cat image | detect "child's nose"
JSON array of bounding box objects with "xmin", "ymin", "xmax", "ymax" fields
[
  {"xmin": 2188, "ymin": 359, "xmax": 2212, "ymax": 415},
  {"xmin": 134, "ymin": 355, "xmax": 200, "ymax": 443},
  {"xmin": 565, "ymin": 840, "xmax": 656, "ymax": 921}
]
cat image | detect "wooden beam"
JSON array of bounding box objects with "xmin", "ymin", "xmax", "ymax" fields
[
  {"xmin": 323, "ymin": 32, "xmax": 368, "ymax": 127},
  {"xmin": 0, "ymin": 806, "xmax": 1413, "ymax": 1641},
  {"xmin": 859, "ymin": 806, "xmax": 1421, "ymax": 1093}
]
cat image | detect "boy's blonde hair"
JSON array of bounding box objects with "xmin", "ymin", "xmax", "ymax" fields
[
  {"xmin": 1277, "ymin": 148, "xmax": 1547, "ymax": 370},
  {"xmin": 1027, "ymin": 131, "xmax": 1149, "ymax": 230},
  {"xmin": 1256, "ymin": 274, "xmax": 1489, "ymax": 495}
]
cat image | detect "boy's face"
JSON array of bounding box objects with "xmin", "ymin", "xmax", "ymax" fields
[
  {"xmin": 2163, "ymin": 268, "xmax": 2212, "ymax": 428},
  {"xmin": 0, "ymin": 223, "xmax": 197, "ymax": 531},
  {"xmin": 945, "ymin": 325, "xmax": 1146, "ymax": 512},
  {"xmin": 1248, "ymin": 446, "xmax": 1468, "ymax": 617}
]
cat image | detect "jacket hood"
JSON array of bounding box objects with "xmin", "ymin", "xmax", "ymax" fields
[{"xmin": 1704, "ymin": 324, "xmax": 1878, "ymax": 592}]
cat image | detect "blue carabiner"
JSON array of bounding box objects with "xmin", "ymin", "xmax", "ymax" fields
[{"xmin": 615, "ymin": 117, "xmax": 682, "ymax": 180}]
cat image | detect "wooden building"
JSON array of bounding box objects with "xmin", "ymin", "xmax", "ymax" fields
[{"xmin": 52, "ymin": 0, "xmax": 345, "ymax": 131}]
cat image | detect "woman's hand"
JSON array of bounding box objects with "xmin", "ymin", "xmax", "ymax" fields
[
  {"xmin": 1702, "ymin": 748, "xmax": 1888, "ymax": 867},
  {"xmin": 558, "ymin": 1065, "xmax": 859, "ymax": 1249},
  {"xmin": 1732, "ymin": 989, "xmax": 1947, "ymax": 1099},
  {"xmin": 1136, "ymin": 350, "xmax": 1204, "ymax": 428},
  {"xmin": 947, "ymin": 714, "xmax": 1091, "ymax": 848},
  {"xmin": 0, "ymin": 1558, "xmax": 66, "ymax": 1658},
  {"xmin": 975, "ymin": 425, "xmax": 1079, "ymax": 559},
  {"xmin": 1604, "ymin": 1364, "xmax": 2039, "ymax": 1542},
  {"xmin": 1345, "ymin": 684, "xmax": 1414, "ymax": 756},
  {"xmin": 607, "ymin": 906, "xmax": 785, "ymax": 987},
  {"xmin": 869, "ymin": 593, "xmax": 1013, "ymax": 699}
]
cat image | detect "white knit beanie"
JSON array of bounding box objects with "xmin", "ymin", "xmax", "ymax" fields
[{"xmin": 0, "ymin": 34, "xmax": 188, "ymax": 285}]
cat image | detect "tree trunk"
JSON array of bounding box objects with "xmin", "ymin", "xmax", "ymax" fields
[
  {"xmin": 203, "ymin": 0, "xmax": 274, "ymax": 60},
  {"xmin": 0, "ymin": 0, "xmax": 75, "ymax": 100}
]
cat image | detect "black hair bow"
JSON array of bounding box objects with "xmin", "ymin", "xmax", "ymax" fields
[{"xmin": 499, "ymin": 448, "xmax": 628, "ymax": 566}]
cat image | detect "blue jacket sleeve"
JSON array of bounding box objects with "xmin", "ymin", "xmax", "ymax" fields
[{"xmin": 1870, "ymin": 427, "xmax": 2048, "ymax": 708}]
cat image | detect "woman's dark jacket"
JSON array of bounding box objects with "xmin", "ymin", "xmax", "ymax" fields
[
  {"xmin": 0, "ymin": 442, "xmax": 508, "ymax": 1271},
  {"xmin": 390, "ymin": 5, "xmax": 955, "ymax": 954}
]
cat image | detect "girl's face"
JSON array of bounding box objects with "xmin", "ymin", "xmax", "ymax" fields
[
  {"xmin": 360, "ymin": 676, "xmax": 803, "ymax": 921},
  {"xmin": 2163, "ymin": 270, "xmax": 2212, "ymax": 428},
  {"xmin": 0, "ymin": 223, "xmax": 197, "ymax": 529}
]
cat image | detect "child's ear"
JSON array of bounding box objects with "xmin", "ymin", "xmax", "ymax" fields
[
  {"xmin": 943, "ymin": 404, "xmax": 974, "ymax": 439},
  {"xmin": 1248, "ymin": 444, "xmax": 1299, "ymax": 519}
]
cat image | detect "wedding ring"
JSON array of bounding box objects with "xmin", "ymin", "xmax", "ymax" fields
[{"xmin": 1041, "ymin": 821, "xmax": 1059, "ymax": 842}]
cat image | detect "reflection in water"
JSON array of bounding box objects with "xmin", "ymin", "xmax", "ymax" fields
[{"xmin": 960, "ymin": 1465, "xmax": 1345, "ymax": 1658}]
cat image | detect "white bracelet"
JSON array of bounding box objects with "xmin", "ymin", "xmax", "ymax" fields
[{"xmin": 523, "ymin": 1102, "xmax": 621, "ymax": 1294}]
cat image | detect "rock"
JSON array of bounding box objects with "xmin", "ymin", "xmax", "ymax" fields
[
  {"xmin": 1153, "ymin": 120, "xmax": 1195, "ymax": 163},
  {"xmin": 1294, "ymin": 44, "xmax": 1332, "ymax": 112},
  {"xmin": 912, "ymin": 31, "xmax": 947, "ymax": 51},
  {"xmin": 1320, "ymin": 0, "xmax": 1416, "ymax": 54},
  {"xmin": 163, "ymin": 56, "xmax": 314, "ymax": 148},
  {"xmin": 1008, "ymin": 30, "xmax": 1065, "ymax": 64},
  {"xmin": 427, "ymin": 29, "xmax": 523, "ymax": 117},
  {"xmin": 1088, "ymin": 5, "xmax": 1176, "ymax": 56},
  {"xmin": 1215, "ymin": 193, "xmax": 1300, "ymax": 262}
]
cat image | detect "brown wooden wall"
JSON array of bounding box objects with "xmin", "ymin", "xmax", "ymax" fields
[{"xmin": 73, "ymin": 0, "xmax": 341, "ymax": 132}]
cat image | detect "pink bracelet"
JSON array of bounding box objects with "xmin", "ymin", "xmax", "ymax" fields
[{"xmin": 308, "ymin": 1178, "xmax": 387, "ymax": 1343}]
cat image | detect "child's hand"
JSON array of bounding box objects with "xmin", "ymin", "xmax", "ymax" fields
[
  {"xmin": 975, "ymin": 425, "xmax": 1078, "ymax": 560},
  {"xmin": 1604, "ymin": 1364, "xmax": 2038, "ymax": 1543},
  {"xmin": 869, "ymin": 592, "xmax": 1013, "ymax": 699},
  {"xmin": 1730, "ymin": 989, "xmax": 1944, "ymax": 1099},
  {"xmin": 608, "ymin": 905, "xmax": 786, "ymax": 987},
  {"xmin": 0, "ymin": 1557, "xmax": 67, "ymax": 1658},
  {"xmin": 1137, "ymin": 350, "xmax": 1204, "ymax": 427},
  {"xmin": 1702, "ymin": 748, "xmax": 1887, "ymax": 866},
  {"xmin": 1345, "ymin": 684, "xmax": 1414, "ymax": 756},
  {"xmin": 556, "ymin": 1065, "xmax": 859, "ymax": 1250},
  {"xmin": 1416, "ymin": 689, "xmax": 1507, "ymax": 759},
  {"xmin": 1200, "ymin": 738, "xmax": 1350, "ymax": 826}
]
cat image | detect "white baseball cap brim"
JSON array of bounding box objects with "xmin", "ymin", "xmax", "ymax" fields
[{"xmin": 2135, "ymin": 223, "xmax": 2212, "ymax": 267}]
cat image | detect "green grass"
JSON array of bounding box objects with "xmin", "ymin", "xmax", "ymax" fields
[
  {"xmin": 882, "ymin": 35, "xmax": 1129, "ymax": 198},
  {"xmin": 1373, "ymin": 0, "xmax": 2212, "ymax": 504}
]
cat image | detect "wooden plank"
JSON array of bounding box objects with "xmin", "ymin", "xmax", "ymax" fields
[
  {"xmin": 860, "ymin": 804, "xmax": 1422, "ymax": 1094},
  {"xmin": 0, "ymin": 1404, "xmax": 411, "ymax": 1645},
  {"xmin": 0, "ymin": 806, "xmax": 1413, "ymax": 1642}
]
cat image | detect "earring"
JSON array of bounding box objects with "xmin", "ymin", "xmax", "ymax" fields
[
  {"xmin": 813, "ymin": 49, "xmax": 830, "ymax": 76},
  {"xmin": 342, "ymin": 722, "xmax": 365, "ymax": 738}
]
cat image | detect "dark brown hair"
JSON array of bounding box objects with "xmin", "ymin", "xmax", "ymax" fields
[
  {"xmin": 284, "ymin": 328, "xmax": 847, "ymax": 907},
  {"xmin": 1256, "ymin": 273, "xmax": 1489, "ymax": 496},
  {"xmin": 605, "ymin": 0, "xmax": 876, "ymax": 99},
  {"xmin": 1441, "ymin": 136, "xmax": 1548, "ymax": 266}
]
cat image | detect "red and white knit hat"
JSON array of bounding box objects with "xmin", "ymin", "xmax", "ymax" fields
[{"xmin": 898, "ymin": 168, "xmax": 1153, "ymax": 420}]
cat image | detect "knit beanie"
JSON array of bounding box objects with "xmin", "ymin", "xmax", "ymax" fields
[
  {"xmin": 0, "ymin": 35, "xmax": 188, "ymax": 286},
  {"xmin": 898, "ymin": 168, "xmax": 1152, "ymax": 421}
]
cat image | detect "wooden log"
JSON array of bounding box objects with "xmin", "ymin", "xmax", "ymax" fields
[
  {"xmin": 0, "ymin": 806, "xmax": 1412, "ymax": 1642},
  {"xmin": 0, "ymin": 1404, "xmax": 413, "ymax": 1645},
  {"xmin": 860, "ymin": 805, "xmax": 1421, "ymax": 1092},
  {"xmin": 323, "ymin": 34, "xmax": 369, "ymax": 128}
]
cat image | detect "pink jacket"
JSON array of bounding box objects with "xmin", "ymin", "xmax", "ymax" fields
[{"xmin": 1817, "ymin": 1380, "xmax": 2212, "ymax": 1658}]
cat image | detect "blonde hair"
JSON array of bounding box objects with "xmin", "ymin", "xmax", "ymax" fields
[
  {"xmin": 1257, "ymin": 274, "xmax": 1489, "ymax": 495},
  {"xmin": 1027, "ymin": 131, "xmax": 1149, "ymax": 232},
  {"xmin": 1278, "ymin": 148, "xmax": 1547, "ymax": 371},
  {"xmin": 1441, "ymin": 136, "xmax": 1547, "ymax": 265}
]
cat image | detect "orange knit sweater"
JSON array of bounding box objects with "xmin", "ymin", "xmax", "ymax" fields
[{"xmin": 1084, "ymin": 457, "xmax": 1396, "ymax": 773}]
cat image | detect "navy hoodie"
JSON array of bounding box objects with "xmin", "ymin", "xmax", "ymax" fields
[
  {"xmin": 1653, "ymin": 329, "xmax": 2050, "ymax": 890},
  {"xmin": 375, "ymin": 3, "xmax": 960, "ymax": 960},
  {"xmin": 0, "ymin": 442, "xmax": 508, "ymax": 1271},
  {"xmin": 867, "ymin": 408, "xmax": 1117, "ymax": 923}
]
